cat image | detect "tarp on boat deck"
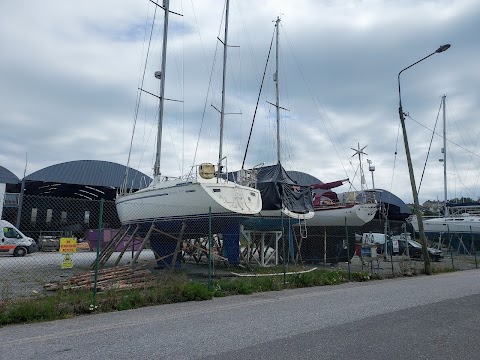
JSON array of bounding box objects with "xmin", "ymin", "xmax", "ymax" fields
[{"xmin": 256, "ymin": 162, "xmax": 314, "ymax": 214}]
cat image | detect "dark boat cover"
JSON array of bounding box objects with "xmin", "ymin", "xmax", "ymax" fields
[{"xmin": 255, "ymin": 162, "xmax": 314, "ymax": 214}]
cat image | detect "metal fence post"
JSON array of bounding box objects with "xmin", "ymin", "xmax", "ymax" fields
[
  {"xmin": 344, "ymin": 217, "xmax": 350, "ymax": 280},
  {"xmin": 282, "ymin": 211, "xmax": 286, "ymax": 286},
  {"xmin": 472, "ymin": 226, "xmax": 478, "ymax": 269},
  {"xmin": 15, "ymin": 178, "xmax": 25, "ymax": 229},
  {"xmin": 208, "ymin": 207, "xmax": 212, "ymax": 291},
  {"xmin": 91, "ymin": 198, "xmax": 104, "ymax": 311},
  {"xmin": 448, "ymin": 226, "xmax": 454, "ymax": 270}
]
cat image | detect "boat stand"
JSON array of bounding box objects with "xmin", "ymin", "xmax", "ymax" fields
[
  {"xmin": 442, "ymin": 232, "xmax": 471, "ymax": 255},
  {"xmin": 90, "ymin": 222, "xmax": 189, "ymax": 271},
  {"xmin": 182, "ymin": 234, "xmax": 229, "ymax": 265},
  {"xmin": 241, "ymin": 228, "xmax": 282, "ymax": 266}
]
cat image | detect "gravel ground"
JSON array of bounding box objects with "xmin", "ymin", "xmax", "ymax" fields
[
  {"xmin": 1, "ymin": 247, "xmax": 477, "ymax": 300},
  {"xmin": 0, "ymin": 250, "xmax": 156, "ymax": 300}
]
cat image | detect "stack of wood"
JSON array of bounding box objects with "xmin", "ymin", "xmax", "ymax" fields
[{"xmin": 44, "ymin": 265, "xmax": 157, "ymax": 292}]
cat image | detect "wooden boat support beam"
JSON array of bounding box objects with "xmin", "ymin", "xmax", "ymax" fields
[
  {"xmin": 169, "ymin": 222, "xmax": 186, "ymax": 272},
  {"xmin": 127, "ymin": 222, "xmax": 187, "ymax": 270},
  {"xmin": 114, "ymin": 224, "xmax": 140, "ymax": 266},
  {"xmin": 131, "ymin": 223, "xmax": 157, "ymax": 267},
  {"xmin": 99, "ymin": 226, "xmax": 132, "ymax": 266},
  {"xmin": 89, "ymin": 225, "xmax": 131, "ymax": 270},
  {"xmin": 434, "ymin": 232, "xmax": 471, "ymax": 255}
]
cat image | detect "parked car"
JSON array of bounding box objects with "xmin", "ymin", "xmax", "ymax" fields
[
  {"xmin": 406, "ymin": 240, "xmax": 444, "ymax": 261},
  {"xmin": 382, "ymin": 239, "xmax": 443, "ymax": 261}
]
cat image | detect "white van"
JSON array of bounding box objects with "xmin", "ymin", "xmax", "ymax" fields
[
  {"xmin": 361, "ymin": 232, "xmax": 386, "ymax": 245},
  {"xmin": 0, "ymin": 220, "xmax": 37, "ymax": 256}
]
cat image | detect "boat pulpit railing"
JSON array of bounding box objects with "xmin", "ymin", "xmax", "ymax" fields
[
  {"xmin": 363, "ymin": 190, "xmax": 378, "ymax": 204},
  {"xmin": 159, "ymin": 175, "xmax": 183, "ymax": 182},
  {"xmin": 238, "ymin": 162, "xmax": 264, "ymax": 188},
  {"xmin": 341, "ymin": 191, "xmax": 357, "ymax": 205},
  {"xmin": 237, "ymin": 169, "xmax": 255, "ymax": 187}
]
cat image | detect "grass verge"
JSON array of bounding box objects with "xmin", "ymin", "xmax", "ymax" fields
[{"xmin": 0, "ymin": 268, "xmax": 375, "ymax": 326}]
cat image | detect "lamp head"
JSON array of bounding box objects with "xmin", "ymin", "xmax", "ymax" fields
[{"xmin": 435, "ymin": 44, "xmax": 451, "ymax": 53}]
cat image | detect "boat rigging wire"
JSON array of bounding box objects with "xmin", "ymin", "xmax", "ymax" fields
[
  {"xmin": 122, "ymin": 5, "xmax": 158, "ymax": 192},
  {"xmin": 241, "ymin": 27, "xmax": 275, "ymax": 169},
  {"xmin": 405, "ymin": 114, "xmax": 480, "ymax": 159},
  {"xmin": 406, "ymin": 98, "xmax": 480, "ymax": 200},
  {"xmin": 280, "ymin": 25, "xmax": 351, "ymax": 181},
  {"xmin": 190, "ymin": 1, "xmax": 226, "ymax": 172},
  {"xmin": 390, "ymin": 124, "xmax": 400, "ymax": 195},
  {"xmin": 417, "ymin": 98, "xmax": 442, "ymax": 195}
]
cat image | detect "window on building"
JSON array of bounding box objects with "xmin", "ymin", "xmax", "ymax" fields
[
  {"xmin": 84, "ymin": 211, "xmax": 90, "ymax": 224},
  {"xmin": 61, "ymin": 211, "xmax": 67, "ymax": 224},
  {"xmin": 31, "ymin": 208, "xmax": 37, "ymax": 223},
  {"xmin": 46, "ymin": 209, "xmax": 53, "ymax": 223}
]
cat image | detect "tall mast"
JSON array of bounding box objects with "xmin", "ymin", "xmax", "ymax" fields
[
  {"xmin": 153, "ymin": 0, "xmax": 170, "ymax": 177},
  {"xmin": 442, "ymin": 94, "xmax": 447, "ymax": 215},
  {"xmin": 218, "ymin": 0, "xmax": 230, "ymax": 175},
  {"xmin": 274, "ymin": 17, "xmax": 281, "ymax": 163}
]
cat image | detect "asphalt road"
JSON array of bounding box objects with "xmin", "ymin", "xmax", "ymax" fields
[{"xmin": 2, "ymin": 269, "xmax": 480, "ymax": 359}]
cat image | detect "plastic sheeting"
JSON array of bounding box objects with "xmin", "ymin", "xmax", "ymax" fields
[{"xmin": 256, "ymin": 162, "xmax": 314, "ymax": 214}]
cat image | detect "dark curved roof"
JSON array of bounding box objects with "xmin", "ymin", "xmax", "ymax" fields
[
  {"xmin": 364, "ymin": 189, "xmax": 411, "ymax": 215},
  {"xmin": 25, "ymin": 160, "xmax": 151, "ymax": 189},
  {"xmin": 0, "ymin": 166, "xmax": 19, "ymax": 184},
  {"xmin": 286, "ymin": 170, "xmax": 322, "ymax": 186}
]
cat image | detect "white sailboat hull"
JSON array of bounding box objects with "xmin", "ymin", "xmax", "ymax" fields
[
  {"xmin": 259, "ymin": 209, "xmax": 314, "ymax": 220},
  {"xmin": 242, "ymin": 204, "xmax": 376, "ymax": 230},
  {"xmin": 409, "ymin": 215, "xmax": 480, "ymax": 234},
  {"xmin": 116, "ymin": 177, "xmax": 262, "ymax": 225},
  {"xmin": 308, "ymin": 203, "xmax": 378, "ymax": 227}
]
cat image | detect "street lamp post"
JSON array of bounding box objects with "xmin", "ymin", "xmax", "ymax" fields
[{"xmin": 398, "ymin": 44, "xmax": 450, "ymax": 275}]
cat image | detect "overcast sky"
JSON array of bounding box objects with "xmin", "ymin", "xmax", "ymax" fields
[{"xmin": 1, "ymin": 0, "xmax": 479, "ymax": 204}]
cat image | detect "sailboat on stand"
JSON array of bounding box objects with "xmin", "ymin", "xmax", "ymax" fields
[
  {"xmin": 306, "ymin": 144, "xmax": 377, "ymax": 227},
  {"xmin": 115, "ymin": 0, "xmax": 262, "ymax": 267},
  {"xmin": 240, "ymin": 16, "xmax": 314, "ymax": 233},
  {"xmin": 408, "ymin": 95, "xmax": 480, "ymax": 251}
]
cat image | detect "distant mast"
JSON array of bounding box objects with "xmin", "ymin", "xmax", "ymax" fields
[
  {"xmin": 274, "ymin": 16, "xmax": 281, "ymax": 163},
  {"xmin": 217, "ymin": 0, "xmax": 230, "ymax": 179},
  {"xmin": 153, "ymin": 0, "xmax": 170, "ymax": 177},
  {"xmin": 441, "ymin": 94, "xmax": 447, "ymax": 215}
]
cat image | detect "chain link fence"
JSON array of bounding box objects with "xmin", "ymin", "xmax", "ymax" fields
[{"xmin": 1, "ymin": 196, "xmax": 479, "ymax": 301}]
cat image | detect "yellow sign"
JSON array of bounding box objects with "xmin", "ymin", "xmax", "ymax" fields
[
  {"xmin": 59, "ymin": 238, "xmax": 77, "ymax": 253},
  {"xmin": 61, "ymin": 254, "xmax": 73, "ymax": 269}
]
